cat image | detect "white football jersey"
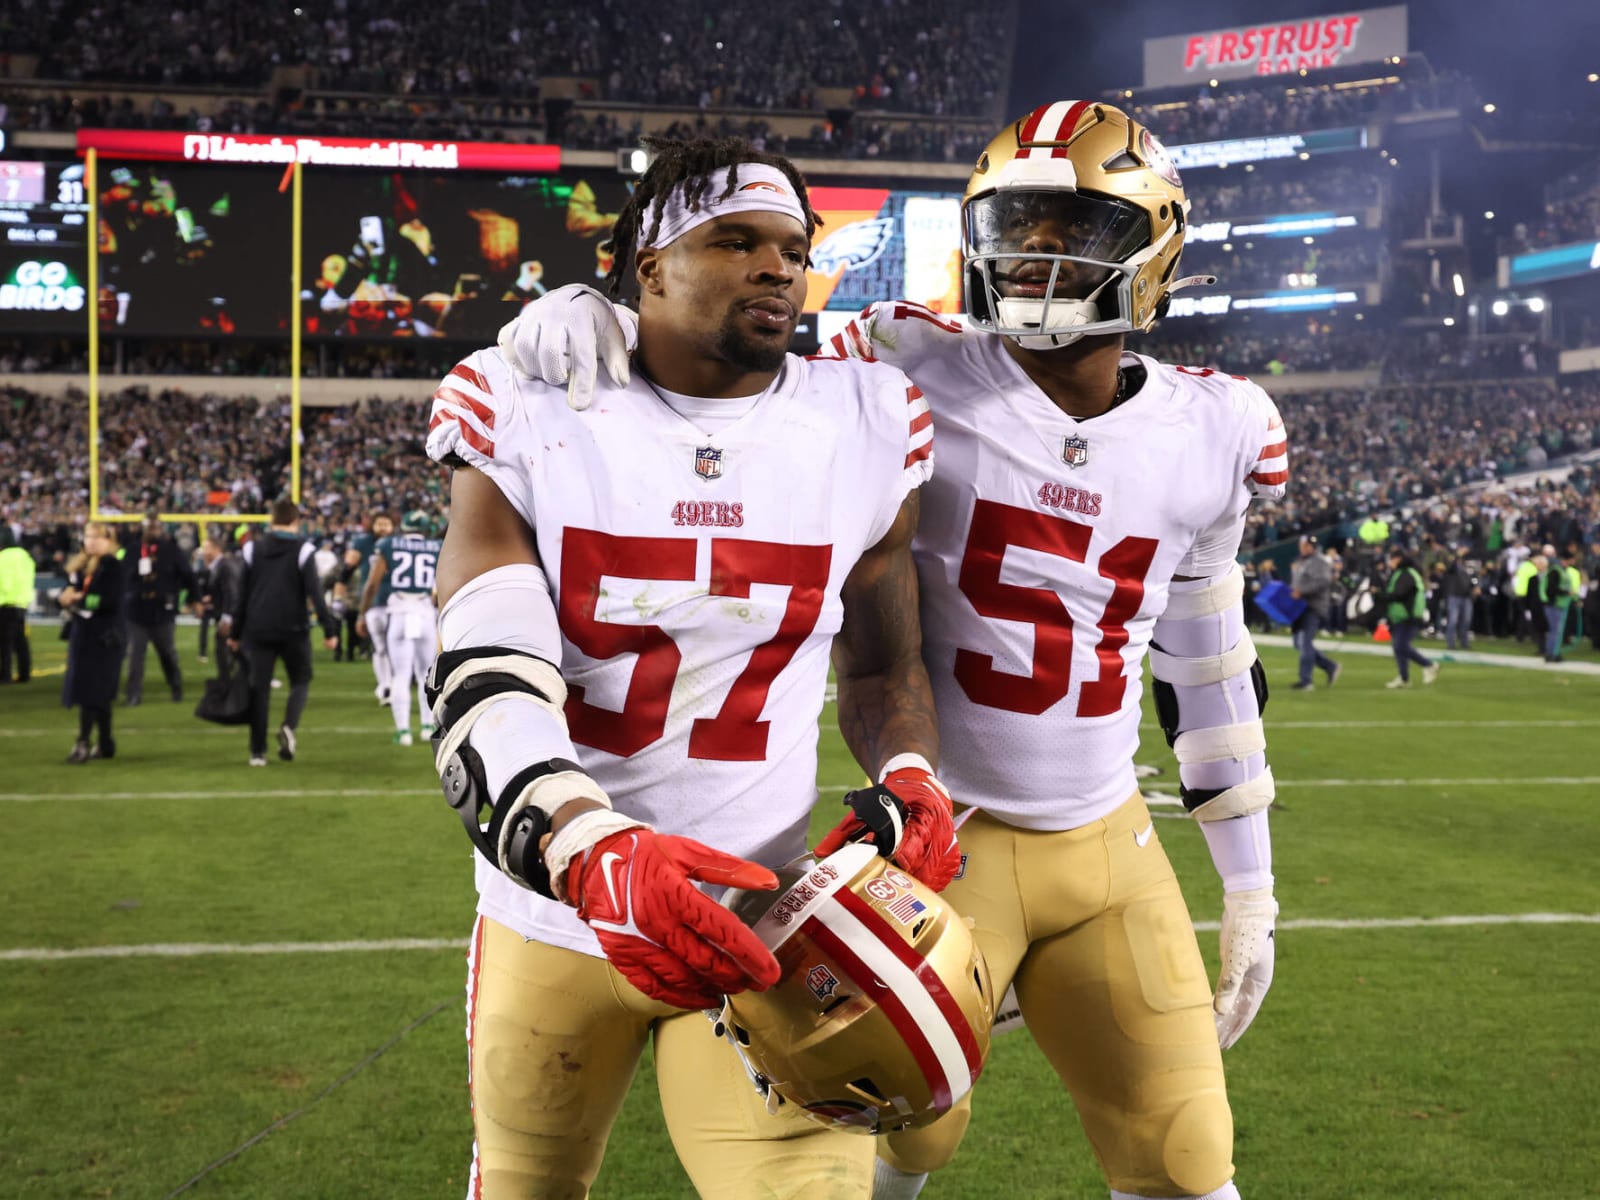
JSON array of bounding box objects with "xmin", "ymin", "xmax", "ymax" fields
[
  {"xmin": 426, "ymin": 348, "xmax": 932, "ymax": 955},
  {"xmin": 831, "ymin": 302, "xmax": 1289, "ymax": 830}
]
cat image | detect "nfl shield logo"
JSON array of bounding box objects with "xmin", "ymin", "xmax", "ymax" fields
[
  {"xmin": 805, "ymin": 964, "xmax": 840, "ymax": 1002},
  {"xmin": 1061, "ymin": 435, "xmax": 1089, "ymax": 468},
  {"xmin": 694, "ymin": 445, "xmax": 722, "ymax": 481}
]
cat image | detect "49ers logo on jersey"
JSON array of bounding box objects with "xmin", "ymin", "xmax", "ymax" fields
[
  {"xmin": 671, "ymin": 500, "xmax": 744, "ymax": 527},
  {"xmin": 1037, "ymin": 481, "xmax": 1102, "ymax": 517}
]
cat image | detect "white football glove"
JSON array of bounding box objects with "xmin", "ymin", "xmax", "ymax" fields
[
  {"xmin": 496, "ymin": 283, "xmax": 633, "ymax": 412},
  {"xmin": 1213, "ymin": 886, "xmax": 1277, "ymax": 1050}
]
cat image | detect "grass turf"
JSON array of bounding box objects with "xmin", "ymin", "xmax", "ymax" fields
[{"xmin": 2, "ymin": 622, "xmax": 1597, "ymax": 1197}]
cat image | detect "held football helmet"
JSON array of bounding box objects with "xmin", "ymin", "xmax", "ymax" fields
[
  {"xmin": 963, "ymin": 100, "xmax": 1213, "ymax": 350},
  {"xmin": 715, "ymin": 842, "xmax": 994, "ymax": 1135}
]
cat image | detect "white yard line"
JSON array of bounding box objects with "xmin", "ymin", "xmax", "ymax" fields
[
  {"xmin": 3, "ymin": 717, "xmax": 1590, "ymax": 739},
  {"xmin": 7, "ymin": 913, "xmax": 1598, "ymax": 961},
  {"xmin": 0, "ymin": 788, "xmax": 440, "ymax": 802},
  {"xmin": 0, "ymin": 726, "xmax": 397, "ymax": 737},
  {"xmin": 7, "ymin": 776, "xmax": 1598, "ymax": 803}
]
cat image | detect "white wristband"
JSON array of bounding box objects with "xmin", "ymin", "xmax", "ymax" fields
[
  {"xmin": 877, "ymin": 752, "xmax": 935, "ymax": 782},
  {"xmin": 543, "ymin": 809, "xmax": 648, "ymax": 904}
]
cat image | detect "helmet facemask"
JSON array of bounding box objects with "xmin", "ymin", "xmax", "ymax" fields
[
  {"xmin": 964, "ymin": 188, "xmax": 1175, "ymax": 350},
  {"xmin": 962, "ymin": 101, "xmax": 1208, "ymax": 350}
]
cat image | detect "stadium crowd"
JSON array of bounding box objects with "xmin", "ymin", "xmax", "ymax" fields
[
  {"xmin": 1126, "ymin": 71, "xmax": 1479, "ymax": 143},
  {"xmin": 0, "ymin": 386, "xmax": 445, "ymax": 534},
  {"xmin": 1185, "ymin": 237, "xmax": 1384, "ymax": 290},
  {"xmin": 2, "ymin": 0, "xmax": 1008, "ymax": 116},
  {"xmin": 1188, "ymin": 163, "xmax": 1383, "ymax": 223},
  {"xmin": 6, "ymin": 371, "xmax": 1599, "ymax": 574},
  {"xmin": 1244, "ymin": 376, "xmax": 1600, "ymax": 547}
]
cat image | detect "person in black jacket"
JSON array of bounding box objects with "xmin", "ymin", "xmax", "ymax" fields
[
  {"xmin": 124, "ymin": 513, "xmax": 198, "ymax": 706},
  {"xmin": 229, "ymin": 499, "xmax": 339, "ymax": 766},
  {"xmin": 199, "ymin": 530, "xmax": 249, "ymax": 682},
  {"xmin": 59, "ymin": 521, "xmax": 127, "ymax": 763}
]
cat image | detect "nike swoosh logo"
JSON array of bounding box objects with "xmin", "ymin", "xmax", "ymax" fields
[
  {"xmin": 1133, "ymin": 823, "xmax": 1155, "ymax": 848},
  {"xmin": 600, "ymin": 851, "xmax": 626, "ymax": 913}
]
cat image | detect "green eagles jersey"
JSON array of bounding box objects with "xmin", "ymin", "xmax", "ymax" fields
[{"xmin": 376, "ymin": 533, "xmax": 443, "ymax": 598}]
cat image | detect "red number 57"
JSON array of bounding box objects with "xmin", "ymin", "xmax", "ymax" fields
[{"xmin": 558, "ymin": 528, "xmax": 832, "ymax": 762}]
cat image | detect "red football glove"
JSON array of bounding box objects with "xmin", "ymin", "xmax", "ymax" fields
[
  {"xmin": 567, "ymin": 829, "xmax": 782, "ymax": 1009},
  {"xmin": 815, "ymin": 765, "xmax": 962, "ymax": 892}
]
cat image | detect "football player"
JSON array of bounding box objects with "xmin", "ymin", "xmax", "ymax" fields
[
  {"xmin": 422, "ymin": 136, "xmax": 960, "ymax": 1199},
  {"xmin": 358, "ymin": 510, "xmax": 442, "ymax": 746},
  {"xmin": 350, "ymin": 512, "xmax": 395, "ymax": 705},
  {"xmin": 496, "ymin": 102, "xmax": 1286, "ymax": 1200}
]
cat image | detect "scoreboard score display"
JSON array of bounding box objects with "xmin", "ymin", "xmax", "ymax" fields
[{"xmin": 0, "ymin": 160, "xmax": 91, "ymax": 329}]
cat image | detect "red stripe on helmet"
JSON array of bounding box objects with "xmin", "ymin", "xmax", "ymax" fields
[
  {"xmin": 1044, "ymin": 100, "xmax": 1092, "ymax": 144},
  {"xmin": 805, "ymin": 914, "xmax": 954, "ymax": 1112},
  {"xmin": 1017, "ymin": 104, "xmax": 1053, "ymax": 143},
  {"xmin": 833, "ymin": 887, "xmax": 985, "ymax": 1079}
]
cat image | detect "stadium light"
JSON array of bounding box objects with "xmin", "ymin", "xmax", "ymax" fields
[
  {"xmin": 1484, "ymin": 210, "xmax": 1495, "ymax": 220},
  {"xmin": 1527, "ymin": 297, "xmax": 1546, "ymax": 314},
  {"xmin": 1303, "ymin": 236, "xmax": 1315, "ymax": 244},
  {"xmin": 1452, "ymin": 273, "xmax": 1466, "ymax": 297},
  {"xmin": 1492, "ymin": 299, "xmax": 1510, "ymax": 317},
  {"xmin": 1589, "ymin": 73, "xmax": 1598, "ymax": 83},
  {"xmin": 1209, "ymin": 79, "xmax": 1219, "ymax": 88},
  {"xmin": 1483, "ymin": 103, "xmax": 1497, "ymax": 114},
  {"xmin": 617, "ymin": 146, "xmax": 652, "ymax": 176},
  {"xmin": 1443, "ymin": 317, "xmax": 1455, "ymax": 327}
]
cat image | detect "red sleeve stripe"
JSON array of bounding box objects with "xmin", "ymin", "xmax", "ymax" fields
[
  {"xmin": 450, "ymin": 362, "xmax": 492, "ymax": 394},
  {"xmin": 432, "ymin": 386, "xmax": 495, "ymax": 429},
  {"xmin": 905, "ymin": 439, "xmax": 934, "ymax": 470},
  {"xmin": 909, "ymin": 410, "xmax": 933, "ymax": 437},
  {"xmin": 1257, "ymin": 439, "xmax": 1288, "ymax": 461},
  {"xmin": 1250, "ymin": 469, "xmax": 1289, "ymax": 485},
  {"xmin": 431, "ymin": 409, "xmax": 494, "ymax": 458}
]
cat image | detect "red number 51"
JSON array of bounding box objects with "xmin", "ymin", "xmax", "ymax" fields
[{"xmin": 954, "ymin": 499, "xmax": 1157, "ymax": 717}]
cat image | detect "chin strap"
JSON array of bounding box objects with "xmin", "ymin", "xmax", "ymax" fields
[{"xmin": 1167, "ymin": 273, "xmax": 1218, "ymax": 294}]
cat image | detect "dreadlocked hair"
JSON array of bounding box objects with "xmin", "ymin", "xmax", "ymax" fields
[{"xmin": 602, "ymin": 135, "xmax": 822, "ymax": 299}]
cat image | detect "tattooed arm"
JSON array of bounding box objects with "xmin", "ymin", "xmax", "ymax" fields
[{"xmin": 831, "ymin": 491, "xmax": 939, "ymax": 776}]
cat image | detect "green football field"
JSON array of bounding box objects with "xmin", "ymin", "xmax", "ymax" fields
[{"xmin": 3, "ymin": 623, "xmax": 1598, "ymax": 1199}]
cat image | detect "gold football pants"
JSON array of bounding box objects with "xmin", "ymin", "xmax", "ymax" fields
[
  {"xmin": 466, "ymin": 915, "xmax": 876, "ymax": 1199},
  {"xmin": 881, "ymin": 792, "xmax": 1235, "ymax": 1197}
]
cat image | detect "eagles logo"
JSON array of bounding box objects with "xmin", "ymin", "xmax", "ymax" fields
[{"xmin": 810, "ymin": 218, "xmax": 896, "ymax": 276}]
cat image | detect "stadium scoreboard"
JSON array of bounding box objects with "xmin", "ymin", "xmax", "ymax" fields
[
  {"xmin": 0, "ymin": 160, "xmax": 90, "ymax": 323},
  {"xmin": 0, "ymin": 160, "xmax": 90, "ymax": 246}
]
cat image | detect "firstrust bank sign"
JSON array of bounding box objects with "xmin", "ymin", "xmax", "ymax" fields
[{"xmin": 1143, "ymin": 5, "xmax": 1408, "ymax": 88}]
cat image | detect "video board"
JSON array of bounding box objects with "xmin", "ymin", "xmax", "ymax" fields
[{"xmin": 0, "ymin": 160, "xmax": 91, "ymax": 332}]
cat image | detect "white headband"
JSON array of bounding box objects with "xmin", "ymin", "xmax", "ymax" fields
[{"xmin": 645, "ymin": 164, "xmax": 807, "ymax": 249}]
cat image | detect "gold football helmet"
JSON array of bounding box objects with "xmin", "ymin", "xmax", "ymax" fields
[
  {"xmin": 716, "ymin": 842, "xmax": 994, "ymax": 1135},
  {"xmin": 963, "ymin": 100, "xmax": 1210, "ymax": 349}
]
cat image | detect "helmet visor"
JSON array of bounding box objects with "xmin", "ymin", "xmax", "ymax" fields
[{"xmin": 965, "ymin": 189, "xmax": 1151, "ymax": 299}]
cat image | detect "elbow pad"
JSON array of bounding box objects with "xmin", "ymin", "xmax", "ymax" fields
[
  {"xmin": 1148, "ymin": 564, "xmax": 1274, "ymax": 822},
  {"xmin": 429, "ymin": 565, "xmax": 613, "ymax": 895}
]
